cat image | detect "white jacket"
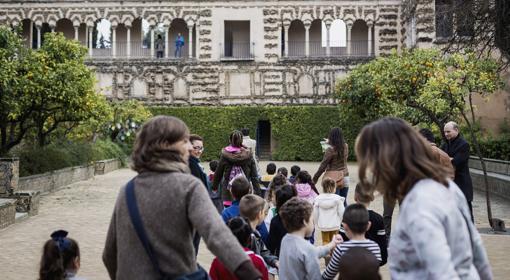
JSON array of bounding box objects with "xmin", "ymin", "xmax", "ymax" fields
[{"xmin": 313, "ymin": 193, "xmax": 345, "ymax": 231}]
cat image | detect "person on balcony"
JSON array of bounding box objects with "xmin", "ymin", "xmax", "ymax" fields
[
  {"xmin": 155, "ymin": 34, "xmax": 164, "ymax": 58},
  {"xmin": 175, "ymin": 33, "xmax": 185, "ymax": 57}
]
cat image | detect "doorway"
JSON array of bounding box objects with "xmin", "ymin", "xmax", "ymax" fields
[{"xmin": 256, "ymin": 120, "xmax": 271, "ymax": 160}]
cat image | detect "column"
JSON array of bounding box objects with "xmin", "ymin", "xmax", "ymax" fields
[
  {"xmin": 188, "ymin": 25, "xmax": 193, "ymax": 59},
  {"xmin": 111, "ymin": 26, "xmax": 117, "ymax": 57},
  {"xmin": 50, "ymin": 26, "xmax": 55, "ymax": 33},
  {"xmin": 304, "ymin": 24, "xmax": 310, "ymax": 57},
  {"xmin": 88, "ymin": 26, "xmax": 93, "ymax": 56},
  {"xmin": 36, "ymin": 26, "xmax": 41, "ymax": 49},
  {"xmin": 368, "ymin": 24, "xmax": 373, "ymax": 56},
  {"xmin": 326, "ymin": 24, "xmax": 331, "ymax": 57},
  {"xmin": 346, "ymin": 24, "xmax": 352, "ymax": 56},
  {"xmin": 126, "ymin": 26, "xmax": 131, "ymax": 58},
  {"xmin": 283, "ymin": 24, "xmax": 289, "ymax": 57},
  {"xmin": 29, "ymin": 23, "xmax": 33, "ymax": 48},
  {"xmin": 150, "ymin": 27, "xmax": 155, "ymax": 58},
  {"xmin": 74, "ymin": 26, "xmax": 79, "ymax": 41},
  {"xmin": 164, "ymin": 26, "xmax": 169, "ymax": 58}
]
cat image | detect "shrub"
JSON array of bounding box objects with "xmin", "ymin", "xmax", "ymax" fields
[
  {"xmin": 150, "ymin": 106, "xmax": 348, "ymax": 161},
  {"xmin": 14, "ymin": 140, "xmax": 126, "ymax": 177}
]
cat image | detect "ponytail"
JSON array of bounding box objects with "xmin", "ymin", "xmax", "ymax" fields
[{"xmin": 39, "ymin": 230, "xmax": 80, "ymax": 280}]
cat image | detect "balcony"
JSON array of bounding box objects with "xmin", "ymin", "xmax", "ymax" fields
[
  {"xmin": 80, "ymin": 41, "xmax": 195, "ymax": 60},
  {"xmin": 284, "ymin": 40, "xmax": 374, "ymax": 59},
  {"xmin": 220, "ymin": 42, "xmax": 255, "ymax": 61}
]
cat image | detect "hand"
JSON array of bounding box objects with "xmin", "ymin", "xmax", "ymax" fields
[
  {"xmin": 274, "ymin": 261, "xmax": 279, "ymax": 268},
  {"xmin": 327, "ymin": 234, "xmax": 343, "ymax": 250}
]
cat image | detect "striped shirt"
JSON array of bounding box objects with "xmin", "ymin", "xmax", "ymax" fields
[{"xmin": 322, "ymin": 240, "xmax": 382, "ymax": 280}]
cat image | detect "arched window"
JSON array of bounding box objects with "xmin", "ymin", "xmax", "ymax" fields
[{"xmin": 323, "ymin": 19, "xmax": 346, "ymax": 47}]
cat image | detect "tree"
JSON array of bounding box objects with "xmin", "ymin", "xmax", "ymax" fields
[
  {"xmin": 0, "ymin": 26, "xmax": 43, "ymax": 155},
  {"xmin": 106, "ymin": 100, "xmax": 152, "ymax": 143},
  {"xmin": 336, "ymin": 48, "xmax": 504, "ymax": 230}
]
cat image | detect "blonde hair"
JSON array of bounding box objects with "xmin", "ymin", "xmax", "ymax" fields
[{"xmin": 322, "ymin": 178, "xmax": 336, "ymax": 193}]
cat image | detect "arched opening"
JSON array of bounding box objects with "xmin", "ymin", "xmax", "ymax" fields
[
  {"xmin": 326, "ymin": 19, "xmax": 347, "ymax": 56},
  {"xmin": 21, "ymin": 19, "xmax": 33, "ymax": 48},
  {"xmin": 435, "ymin": 0, "xmax": 453, "ymax": 39},
  {"xmin": 40, "ymin": 23, "xmax": 52, "ymax": 47},
  {"xmin": 169, "ymin": 19, "xmax": 189, "ymax": 58},
  {"xmin": 92, "ymin": 19, "xmax": 112, "ymax": 57},
  {"xmin": 351, "ymin": 20, "xmax": 368, "ymax": 55},
  {"xmin": 55, "ymin": 18, "xmax": 74, "ymax": 40},
  {"xmin": 130, "ymin": 18, "xmax": 146, "ymax": 57},
  {"xmin": 309, "ymin": 19, "xmax": 324, "ymax": 57},
  {"xmin": 288, "ymin": 20, "xmax": 305, "ymax": 57}
]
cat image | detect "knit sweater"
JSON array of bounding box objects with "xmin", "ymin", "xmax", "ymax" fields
[{"xmin": 102, "ymin": 162, "xmax": 252, "ymax": 279}]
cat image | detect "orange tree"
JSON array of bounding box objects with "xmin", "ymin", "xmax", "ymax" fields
[{"xmin": 336, "ymin": 48, "xmax": 504, "ymax": 230}]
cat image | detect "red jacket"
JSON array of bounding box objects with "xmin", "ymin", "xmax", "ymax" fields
[{"xmin": 209, "ymin": 248, "xmax": 269, "ymax": 280}]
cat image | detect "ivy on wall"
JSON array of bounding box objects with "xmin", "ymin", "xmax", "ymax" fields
[{"xmin": 150, "ymin": 106, "xmax": 346, "ymax": 161}]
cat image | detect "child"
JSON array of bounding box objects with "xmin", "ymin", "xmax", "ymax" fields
[
  {"xmin": 222, "ymin": 176, "xmax": 251, "ymax": 223},
  {"xmin": 240, "ymin": 195, "xmax": 279, "ymax": 271},
  {"xmin": 322, "ymin": 204, "xmax": 382, "ymax": 280},
  {"xmin": 278, "ymin": 198, "xmax": 341, "ymax": 280},
  {"xmin": 261, "ymin": 163, "xmax": 277, "ymax": 184},
  {"xmin": 277, "ymin": 167, "xmax": 288, "ymax": 178},
  {"xmin": 39, "ymin": 230, "xmax": 84, "ymax": 280},
  {"xmin": 264, "ymin": 174, "xmax": 287, "ymax": 231},
  {"xmin": 339, "ymin": 183, "xmax": 387, "ymax": 265},
  {"xmin": 313, "ymin": 178, "xmax": 345, "ymax": 245},
  {"xmin": 209, "ymin": 217, "xmax": 269, "ymax": 280},
  {"xmin": 267, "ymin": 184, "xmax": 297, "ymax": 257},
  {"xmin": 295, "ymin": 170, "xmax": 318, "ymax": 203},
  {"xmin": 338, "ymin": 247, "xmax": 381, "ymax": 280},
  {"xmin": 289, "ymin": 165, "xmax": 301, "ymax": 184}
]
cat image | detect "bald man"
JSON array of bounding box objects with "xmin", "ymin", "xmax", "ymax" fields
[{"xmin": 441, "ymin": 121, "xmax": 474, "ymax": 221}]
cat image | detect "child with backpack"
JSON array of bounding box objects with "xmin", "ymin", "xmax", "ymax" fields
[
  {"xmin": 240, "ymin": 195, "xmax": 279, "ymax": 272},
  {"xmin": 295, "ymin": 170, "xmax": 318, "ymax": 204},
  {"xmin": 209, "ymin": 217, "xmax": 269, "ymax": 280},
  {"xmin": 322, "ymin": 204, "xmax": 382, "ymax": 280}
]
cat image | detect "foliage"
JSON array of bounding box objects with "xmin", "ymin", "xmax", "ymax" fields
[
  {"xmin": 106, "ymin": 100, "xmax": 152, "ymax": 143},
  {"xmin": 14, "ymin": 139, "xmax": 126, "ymax": 177},
  {"xmin": 336, "ymin": 49, "xmax": 502, "ymax": 140},
  {"xmin": 150, "ymin": 106, "xmax": 344, "ymax": 161},
  {"xmin": 0, "ymin": 27, "xmax": 110, "ymax": 154}
]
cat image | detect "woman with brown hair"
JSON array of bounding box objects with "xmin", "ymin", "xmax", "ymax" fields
[
  {"xmin": 103, "ymin": 116, "xmax": 262, "ymax": 280},
  {"xmin": 356, "ymin": 117, "xmax": 492, "ymax": 279},
  {"xmin": 313, "ymin": 127, "xmax": 349, "ymax": 206}
]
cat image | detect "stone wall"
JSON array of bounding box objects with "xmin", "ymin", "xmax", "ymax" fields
[
  {"xmin": 95, "ymin": 159, "xmax": 122, "ymax": 175},
  {"xmin": 18, "ymin": 165, "xmax": 96, "ymax": 194},
  {"xmin": 88, "ymin": 58, "xmax": 372, "ymax": 104},
  {"xmin": 0, "ymin": 199, "xmax": 16, "ymax": 229},
  {"xmin": 469, "ymin": 157, "xmax": 510, "ymax": 200}
]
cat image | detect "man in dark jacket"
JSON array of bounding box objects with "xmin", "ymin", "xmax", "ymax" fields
[
  {"xmin": 188, "ymin": 134, "xmax": 208, "ymax": 255},
  {"xmin": 442, "ymin": 121, "xmax": 474, "ymax": 221}
]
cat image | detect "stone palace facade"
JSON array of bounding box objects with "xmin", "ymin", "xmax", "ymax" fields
[{"xmin": 0, "ymin": 0, "xmax": 505, "ymax": 114}]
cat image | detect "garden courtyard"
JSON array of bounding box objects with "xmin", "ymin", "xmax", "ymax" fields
[{"xmin": 0, "ymin": 162, "xmax": 509, "ymax": 279}]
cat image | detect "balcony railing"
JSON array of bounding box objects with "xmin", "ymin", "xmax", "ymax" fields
[
  {"xmin": 220, "ymin": 42, "xmax": 255, "ymax": 61},
  {"xmin": 80, "ymin": 41, "xmax": 193, "ymax": 59},
  {"xmin": 285, "ymin": 40, "xmax": 373, "ymax": 58}
]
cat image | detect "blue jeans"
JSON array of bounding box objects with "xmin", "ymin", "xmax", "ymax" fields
[
  {"xmin": 335, "ymin": 176, "xmax": 350, "ymax": 207},
  {"xmin": 175, "ymin": 46, "xmax": 182, "ymax": 57}
]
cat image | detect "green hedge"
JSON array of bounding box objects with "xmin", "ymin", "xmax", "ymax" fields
[
  {"xmin": 150, "ymin": 106, "xmax": 345, "ymax": 161},
  {"xmin": 15, "ymin": 140, "xmax": 126, "ymax": 177},
  {"xmin": 476, "ymin": 136, "xmax": 510, "ymax": 161}
]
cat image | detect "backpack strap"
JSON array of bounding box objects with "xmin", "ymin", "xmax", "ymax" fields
[{"xmin": 125, "ymin": 179, "xmax": 167, "ymax": 279}]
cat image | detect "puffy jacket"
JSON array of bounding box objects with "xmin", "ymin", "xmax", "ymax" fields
[
  {"xmin": 295, "ymin": 183, "xmax": 318, "ymax": 204},
  {"xmin": 313, "ymin": 194, "xmax": 345, "ymax": 231}
]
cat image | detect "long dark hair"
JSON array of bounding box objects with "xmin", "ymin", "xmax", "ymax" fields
[
  {"xmin": 39, "ymin": 231, "xmax": 80, "ymax": 280},
  {"xmin": 227, "ymin": 217, "xmax": 253, "ymax": 247},
  {"xmin": 356, "ymin": 118, "xmax": 450, "ymax": 202},
  {"xmin": 229, "ymin": 130, "xmax": 244, "ymax": 148},
  {"xmin": 328, "ymin": 127, "xmax": 345, "ymax": 158}
]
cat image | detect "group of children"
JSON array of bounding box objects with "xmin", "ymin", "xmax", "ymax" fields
[
  {"xmin": 38, "ymin": 163, "xmax": 386, "ymax": 280},
  {"xmin": 211, "ymin": 162, "xmax": 387, "ymax": 280}
]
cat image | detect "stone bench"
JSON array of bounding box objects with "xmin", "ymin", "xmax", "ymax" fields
[
  {"xmin": 95, "ymin": 159, "xmax": 122, "ymax": 175},
  {"xmin": 0, "ymin": 198, "xmax": 16, "ymax": 229}
]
